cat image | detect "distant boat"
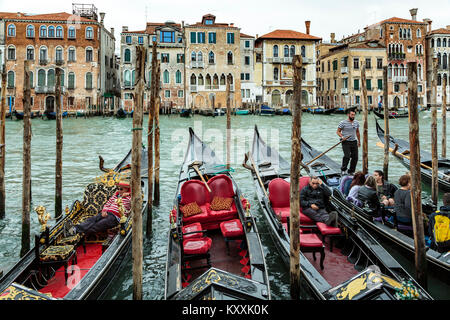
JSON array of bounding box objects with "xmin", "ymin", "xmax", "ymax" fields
[
  {"xmin": 259, "ymin": 105, "xmax": 274, "ymax": 116},
  {"xmin": 76, "ymin": 110, "xmax": 86, "ymax": 117},
  {"xmin": 115, "ymin": 108, "xmax": 128, "ymax": 119},
  {"xmin": 235, "ymin": 109, "xmax": 250, "ymax": 115},
  {"xmin": 309, "ymin": 107, "xmax": 336, "ymax": 115},
  {"xmin": 180, "ymin": 109, "xmax": 191, "ymax": 118},
  {"xmin": 42, "ymin": 111, "xmax": 68, "ymax": 120},
  {"xmin": 200, "ymin": 109, "xmax": 214, "ymax": 117},
  {"xmin": 214, "ymin": 108, "xmax": 225, "ymax": 116}
]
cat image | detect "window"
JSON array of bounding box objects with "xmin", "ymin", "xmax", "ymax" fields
[
  {"xmin": 353, "ymin": 58, "xmax": 359, "ymax": 70},
  {"xmin": 176, "ymin": 54, "xmax": 184, "ymax": 63},
  {"xmin": 368, "ymin": 96, "xmax": 372, "ymax": 105},
  {"xmin": 40, "ymin": 26, "xmax": 47, "ymax": 38},
  {"xmin": 124, "ymin": 70, "xmax": 131, "ymax": 86},
  {"xmin": 227, "ymin": 32, "xmax": 235, "ymax": 44},
  {"xmin": 85, "ymin": 72, "xmax": 93, "ymax": 89},
  {"xmin": 437, "ymin": 38, "xmax": 441, "ymax": 47},
  {"xmin": 56, "ymin": 26, "xmax": 63, "ymax": 38},
  {"xmin": 366, "ymin": 79, "xmax": 372, "ymax": 90},
  {"xmin": 56, "ymin": 47, "xmax": 63, "ymax": 62},
  {"xmin": 59, "ymin": 69, "xmax": 65, "ymax": 86},
  {"xmin": 274, "ymin": 67, "xmax": 279, "ymax": 81},
  {"xmin": 48, "ymin": 26, "xmax": 55, "ymax": 38},
  {"xmin": 178, "ymin": 90, "xmax": 184, "ymax": 98},
  {"xmin": 68, "ymin": 26, "xmax": 76, "ymax": 39},
  {"xmin": 417, "ymin": 29, "xmax": 421, "ymax": 38},
  {"xmin": 245, "ymin": 56, "xmax": 250, "ymax": 65},
  {"xmin": 365, "ymin": 58, "xmax": 371, "ymax": 69},
  {"xmin": 378, "ymin": 79, "xmax": 383, "ymax": 90},
  {"xmin": 273, "ymin": 45, "xmax": 279, "ymax": 58},
  {"xmin": 227, "ymin": 52, "xmax": 233, "ymax": 64},
  {"xmin": 7, "ymin": 46, "xmax": 15, "ymax": 60},
  {"xmin": 354, "ymin": 79, "xmax": 360, "ymax": 90},
  {"xmin": 124, "ymin": 48, "xmax": 131, "ymax": 62},
  {"xmin": 163, "ymin": 70, "xmax": 169, "ymax": 84},
  {"xmin": 190, "ymin": 32, "xmax": 196, "ymax": 44},
  {"xmin": 197, "ymin": 32, "xmax": 205, "ymax": 44},
  {"xmin": 377, "ymin": 58, "xmax": 383, "ymax": 69},
  {"xmin": 301, "ymin": 45, "xmax": 306, "ymax": 58},
  {"xmin": 26, "ymin": 25, "xmax": 35, "ymax": 38},
  {"xmin": 161, "ymin": 53, "xmax": 170, "ymax": 63},
  {"xmin": 256, "ymin": 53, "xmax": 262, "ymax": 62},
  {"xmin": 68, "ymin": 72, "xmax": 75, "ymax": 89},
  {"xmin": 191, "ymin": 52, "xmax": 196, "ymax": 62},
  {"xmin": 175, "ymin": 70, "xmax": 182, "ymax": 84},
  {"xmin": 86, "ymin": 48, "xmax": 93, "ymax": 62},
  {"xmin": 47, "ymin": 69, "xmax": 55, "ymax": 87},
  {"xmin": 86, "ymin": 27, "xmax": 93, "ymax": 39},
  {"xmin": 290, "ymin": 45, "xmax": 295, "ymax": 57},
  {"xmin": 220, "ymin": 74, "xmax": 225, "ymax": 85},
  {"xmin": 138, "ymin": 36, "xmax": 144, "ymax": 44},
  {"xmin": 198, "ymin": 74, "xmax": 204, "ymax": 85},
  {"xmin": 7, "ymin": 71, "xmax": 14, "ymax": 88},
  {"xmin": 333, "ymin": 60, "xmax": 338, "ymax": 71},
  {"xmin": 126, "ymin": 35, "xmax": 132, "ymax": 44},
  {"xmin": 68, "ymin": 47, "xmax": 76, "ymax": 62},
  {"xmin": 208, "ymin": 32, "xmax": 216, "ymax": 44},
  {"xmin": 161, "ymin": 31, "xmax": 175, "ymax": 43},
  {"xmin": 26, "ymin": 46, "xmax": 34, "ymax": 60},
  {"xmin": 38, "ymin": 69, "xmax": 46, "ymax": 86},
  {"xmin": 205, "ymin": 19, "xmax": 213, "ymax": 25},
  {"xmin": 245, "ymin": 40, "xmax": 250, "ymax": 48},
  {"xmin": 197, "ymin": 51, "xmax": 203, "ymax": 62},
  {"xmin": 327, "ymin": 61, "xmax": 330, "ymax": 71},
  {"xmin": 7, "ymin": 24, "xmax": 15, "ymax": 37},
  {"xmin": 394, "ymin": 83, "xmax": 399, "ymax": 92},
  {"xmin": 165, "ymin": 90, "xmax": 171, "ymax": 98},
  {"xmin": 209, "ymin": 51, "xmax": 215, "ymax": 64},
  {"xmin": 245, "ymin": 73, "xmax": 250, "ymax": 81},
  {"xmin": 284, "ymin": 45, "xmax": 289, "ymax": 57}
]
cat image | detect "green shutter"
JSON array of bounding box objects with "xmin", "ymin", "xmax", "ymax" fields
[
  {"xmin": 190, "ymin": 32, "xmax": 196, "ymax": 44},
  {"xmin": 354, "ymin": 79, "xmax": 359, "ymax": 90},
  {"xmin": 378, "ymin": 79, "xmax": 383, "ymax": 90}
]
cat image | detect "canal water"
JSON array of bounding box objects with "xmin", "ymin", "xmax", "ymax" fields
[{"xmin": 0, "ymin": 111, "xmax": 448, "ymax": 300}]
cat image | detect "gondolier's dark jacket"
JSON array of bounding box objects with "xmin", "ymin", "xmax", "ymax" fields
[{"xmin": 300, "ymin": 184, "xmax": 331, "ymax": 209}]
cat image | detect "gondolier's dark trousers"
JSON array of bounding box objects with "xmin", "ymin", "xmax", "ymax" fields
[
  {"xmin": 341, "ymin": 140, "xmax": 358, "ymax": 174},
  {"xmin": 75, "ymin": 212, "xmax": 118, "ymax": 235}
]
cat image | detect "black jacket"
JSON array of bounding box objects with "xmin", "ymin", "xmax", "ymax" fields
[
  {"xmin": 357, "ymin": 186, "xmax": 380, "ymax": 215},
  {"xmin": 300, "ymin": 184, "xmax": 331, "ymax": 209},
  {"xmin": 377, "ymin": 181, "xmax": 398, "ymax": 199}
]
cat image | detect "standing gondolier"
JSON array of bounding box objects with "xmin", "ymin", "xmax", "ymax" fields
[{"xmin": 337, "ymin": 109, "xmax": 360, "ymax": 175}]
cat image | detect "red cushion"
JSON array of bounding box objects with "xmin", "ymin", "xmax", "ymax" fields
[
  {"xmin": 220, "ymin": 219, "xmax": 244, "ymax": 238},
  {"xmin": 268, "ymin": 178, "xmax": 290, "ymax": 208},
  {"xmin": 209, "ymin": 201, "xmax": 238, "ymax": 221},
  {"xmin": 300, "ymin": 233, "xmax": 323, "ymax": 247},
  {"xmin": 182, "ymin": 204, "xmax": 210, "ymax": 224},
  {"xmin": 182, "ymin": 222, "xmax": 203, "ymax": 240},
  {"xmin": 299, "ymin": 176, "xmax": 311, "ymax": 192},
  {"xmin": 316, "ymin": 222, "xmax": 342, "ymax": 235},
  {"xmin": 207, "ymin": 174, "xmax": 235, "ymax": 199},
  {"xmin": 180, "ymin": 180, "xmax": 210, "ymax": 206},
  {"xmin": 272, "ymin": 206, "xmax": 291, "ymax": 223},
  {"xmin": 282, "ymin": 223, "xmax": 305, "ymax": 234},
  {"xmin": 300, "ymin": 212, "xmax": 315, "ymax": 225},
  {"xmin": 183, "ymin": 237, "xmax": 212, "ymax": 255}
]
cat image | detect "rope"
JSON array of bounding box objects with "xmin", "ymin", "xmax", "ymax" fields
[{"xmin": 131, "ymin": 127, "xmax": 143, "ymax": 131}]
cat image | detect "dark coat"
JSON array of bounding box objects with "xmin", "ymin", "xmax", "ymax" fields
[
  {"xmin": 300, "ymin": 184, "xmax": 331, "ymax": 209},
  {"xmin": 357, "ymin": 186, "xmax": 380, "ymax": 215}
]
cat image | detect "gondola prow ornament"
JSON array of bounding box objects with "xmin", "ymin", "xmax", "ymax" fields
[{"xmin": 35, "ymin": 205, "xmax": 51, "ymax": 232}]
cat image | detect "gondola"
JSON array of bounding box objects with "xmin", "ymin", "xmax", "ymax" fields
[
  {"xmin": 12, "ymin": 111, "xmax": 41, "ymax": 120},
  {"xmin": 199, "ymin": 109, "xmax": 214, "ymax": 117},
  {"xmin": 0, "ymin": 148, "xmax": 148, "ymax": 300},
  {"xmin": 376, "ymin": 120, "xmax": 450, "ymax": 192},
  {"xmin": 242, "ymin": 125, "xmax": 432, "ymax": 300},
  {"xmin": 235, "ymin": 109, "xmax": 250, "ymax": 115},
  {"xmin": 115, "ymin": 108, "xmax": 128, "ymax": 119},
  {"xmin": 214, "ymin": 108, "xmax": 225, "ymax": 116},
  {"xmin": 259, "ymin": 105, "xmax": 275, "ymax": 116},
  {"xmin": 180, "ymin": 109, "xmax": 191, "ymax": 118},
  {"xmin": 309, "ymin": 107, "xmax": 336, "ymax": 115},
  {"xmin": 373, "ymin": 110, "xmax": 409, "ymax": 119},
  {"xmin": 165, "ymin": 128, "xmax": 270, "ymax": 300}
]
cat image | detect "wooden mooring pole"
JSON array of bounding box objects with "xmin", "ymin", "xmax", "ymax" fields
[
  {"xmin": 407, "ymin": 61, "xmax": 428, "ymax": 289},
  {"xmin": 55, "ymin": 68, "xmax": 63, "ymax": 220},
  {"xmin": 431, "ymin": 57, "xmax": 439, "ymax": 205},
  {"xmin": 226, "ymin": 75, "xmax": 231, "ymax": 170},
  {"xmin": 361, "ymin": 66, "xmax": 369, "ymax": 175},
  {"xmin": 0, "ymin": 66, "xmax": 6, "ymax": 219},
  {"xmin": 132, "ymin": 46, "xmax": 146, "ymax": 300},
  {"xmin": 21, "ymin": 61, "xmax": 32, "ymax": 257},
  {"xmin": 382, "ymin": 66, "xmax": 390, "ymax": 180},
  {"xmin": 289, "ymin": 55, "xmax": 302, "ymax": 299},
  {"xmin": 154, "ymin": 66, "xmax": 161, "ymax": 206},
  {"xmin": 442, "ymin": 76, "xmax": 447, "ymax": 158}
]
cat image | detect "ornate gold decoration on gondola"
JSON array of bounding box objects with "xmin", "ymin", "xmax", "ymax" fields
[{"xmin": 35, "ymin": 205, "xmax": 51, "ymax": 232}]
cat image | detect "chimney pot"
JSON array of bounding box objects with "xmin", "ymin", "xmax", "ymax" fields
[
  {"xmin": 305, "ymin": 20, "xmax": 311, "ymax": 35},
  {"xmin": 100, "ymin": 12, "xmax": 105, "ymax": 24},
  {"xmin": 330, "ymin": 33, "xmax": 336, "ymax": 43},
  {"xmin": 409, "ymin": 8, "xmax": 418, "ymax": 21},
  {"xmin": 122, "ymin": 26, "xmax": 128, "ymax": 32}
]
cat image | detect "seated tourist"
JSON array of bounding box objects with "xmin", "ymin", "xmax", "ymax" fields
[
  {"xmin": 357, "ymin": 176, "xmax": 381, "ymax": 216},
  {"xmin": 428, "ymin": 193, "xmax": 450, "ymax": 252},
  {"xmin": 346, "ymin": 171, "xmax": 365, "ymax": 206},
  {"xmin": 68, "ymin": 180, "xmax": 131, "ymax": 236},
  {"xmin": 373, "ymin": 170, "xmax": 397, "ymax": 207},
  {"xmin": 393, "ymin": 174, "xmax": 412, "ymax": 225},
  {"xmin": 300, "ymin": 176, "xmax": 337, "ymax": 226}
]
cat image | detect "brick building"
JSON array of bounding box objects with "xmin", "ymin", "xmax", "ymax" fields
[{"xmin": 0, "ymin": 4, "xmax": 118, "ymax": 114}]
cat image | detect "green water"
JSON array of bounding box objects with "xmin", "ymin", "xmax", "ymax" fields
[{"xmin": 0, "ymin": 111, "xmax": 448, "ymax": 299}]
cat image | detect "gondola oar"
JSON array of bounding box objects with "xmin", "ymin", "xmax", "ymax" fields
[
  {"xmin": 243, "ymin": 152, "xmax": 269, "ymax": 199},
  {"xmin": 188, "ymin": 160, "xmax": 212, "ymax": 192},
  {"xmin": 300, "ymin": 136, "xmax": 350, "ymax": 172}
]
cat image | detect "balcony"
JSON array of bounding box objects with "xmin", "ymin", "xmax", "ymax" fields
[
  {"xmin": 341, "ymin": 67, "xmax": 348, "ymax": 74},
  {"xmin": 301, "ymin": 57, "xmax": 313, "ymax": 64},
  {"xmin": 55, "ymin": 59, "xmax": 64, "ymax": 66},
  {"xmin": 35, "ymin": 86, "xmax": 65, "ymax": 94},
  {"xmin": 272, "ymin": 57, "xmax": 281, "ymax": 63},
  {"xmin": 392, "ymin": 76, "xmax": 408, "ymax": 83},
  {"xmin": 190, "ymin": 85, "xmax": 197, "ymax": 92},
  {"xmin": 341, "ymin": 88, "xmax": 349, "ymax": 94},
  {"xmin": 190, "ymin": 61, "xmax": 204, "ymax": 68},
  {"xmin": 39, "ymin": 59, "xmax": 49, "ymax": 65},
  {"xmin": 283, "ymin": 57, "xmax": 293, "ymax": 64},
  {"xmin": 388, "ymin": 53, "xmax": 406, "ymax": 60}
]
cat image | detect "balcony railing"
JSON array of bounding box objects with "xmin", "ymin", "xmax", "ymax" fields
[
  {"xmin": 35, "ymin": 86, "xmax": 65, "ymax": 93},
  {"xmin": 272, "ymin": 57, "xmax": 281, "ymax": 63},
  {"xmin": 392, "ymin": 75, "xmax": 408, "ymax": 83},
  {"xmin": 190, "ymin": 61, "xmax": 204, "ymax": 68},
  {"xmin": 283, "ymin": 57, "xmax": 292, "ymax": 64},
  {"xmin": 341, "ymin": 67, "xmax": 348, "ymax": 73},
  {"xmin": 341, "ymin": 88, "xmax": 349, "ymax": 94},
  {"xmin": 388, "ymin": 53, "xmax": 406, "ymax": 60},
  {"xmin": 39, "ymin": 59, "xmax": 48, "ymax": 65},
  {"xmin": 190, "ymin": 85, "xmax": 197, "ymax": 92},
  {"xmin": 55, "ymin": 59, "xmax": 64, "ymax": 66}
]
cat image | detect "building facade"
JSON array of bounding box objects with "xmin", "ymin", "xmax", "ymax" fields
[
  {"xmin": 239, "ymin": 33, "xmax": 257, "ymax": 105},
  {"xmin": 254, "ymin": 23, "xmax": 321, "ymax": 108},
  {"xmin": 1, "ymin": 4, "xmax": 118, "ymax": 113}
]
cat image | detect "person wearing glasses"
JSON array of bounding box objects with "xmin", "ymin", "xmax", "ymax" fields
[
  {"xmin": 66, "ymin": 180, "xmax": 131, "ymax": 236},
  {"xmin": 300, "ymin": 176, "xmax": 337, "ymax": 226}
]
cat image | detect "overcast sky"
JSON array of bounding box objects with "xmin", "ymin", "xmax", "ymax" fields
[{"xmin": 2, "ymin": 0, "xmax": 450, "ymax": 53}]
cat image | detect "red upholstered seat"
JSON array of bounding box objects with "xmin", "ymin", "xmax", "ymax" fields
[
  {"xmin": 183, "ymin": 237, "xmax": 212, "ymax": 255},
  {"xmin": 182, "ymin": 204, "xmax": 211, "ymax": 224},
  {"xmin": 300, "ymin": 233, "xmax": 323, "ymax": 247},
  {"xmin": 180, "ymin": 180, "xmax": 210, "ymax": 206},
  {"xmin": 209, "ymin": 201, "xmax": 238, "ymax": 221},
  {"xmin": 182, "ymin": 222, "xmax": 203, "ymax": 240},
  {"xmin": 300, "ymin": 212, "xmax": 315, "ymax": 225},
  {"xmin": 207, "ymin": 174, "xmax": 235, "ymax": 199},
  {"xmin": 316, "ymin": 222, "xmax": 342, "ymax": 235},
  {"xmin": 220, "ymin": 219, "xmax": 244, "ymax": 238},
  {"xmin": 299, "ymin": 176, "xmax": 311, "ymax": 192},
  {"xmin": 268, "ymin": 178, "xmax": 290, "ymax": 208}
]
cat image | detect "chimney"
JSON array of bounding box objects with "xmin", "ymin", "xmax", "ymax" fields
[
  {"xmin": 410, "ymin": 8, "xmax": 418, "ymax": 21},
  {"xmin": 423, "ymin": 19, "xmax": 432, "ymax": 33},
  {"xmin": 100, "ymin": 12, "xmax": 105, "ymax": 25},
  {"xmin": 447, "ymin": 25, "xmax": 450, "ymax": 30},
  {"xmin": 305, "ymin": 20, "xmax": 311, "ymax": 35},
  {"xmin": 110, "ymin": 27, "xmax": 114, "ymax": 35},
  {"xmin": 122, "ymin": 26, "xmax": 128, "ymax": 32},
  {"xmin": 330, "ymin": 33, "xmax": 336, "ymax": 43}
]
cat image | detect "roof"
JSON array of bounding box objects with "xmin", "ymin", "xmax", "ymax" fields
[
  {"xmin": 123, "ymin": 22, "xmax": 182, "ymax": 35},
  {"xmin": 429, "ymin": 28, "xmax": 450, "ymax": 35},
  {"xmin": 320, "ymin": 40, "xmax": 385, "ymax": 59},
  {"xmin": 0, "ymin": 12, "xmax": 95, "ymax": 23},
  {"xmin": 257, "ymin": 29, "xmax": 321, "ymax": 41},
  {"xmin": 379, "ymin": 17, "xmax": 427, "ymax": 25},
  {"xmin": 240, "ymin": 32, "xmax": 254, "ymax": 39}
]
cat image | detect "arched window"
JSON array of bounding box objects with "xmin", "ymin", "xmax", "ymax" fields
[
  {"xmin": 86, "ymin": 27, "xmax": 93, "ymax": 39},
  {"xmin": 213, "ymin": 74, "xmax": 219, "ymax": 88},
  {"xmin": 7, "ymin": 45, "xmax": 15, "ymax": 60},
  {"xmin": 175, "ymin": 70, "xmax": 182, "ymax": 84},
  {"xmin": 438, "ymin": 53, "xmax": 442, "ymax": 67},
  {"xmin": 399, "ymin": 28, "xmax": 402, "ymax": 39},
  {"xmin": 190, "ymin": 74, "xmax": 196, "ymax": 85},
  {"xmin": 274, "ymin": 67, "xmax": 279, "ymax": 81},
  {"xmin": 444, "ymin": 53, "xmax": 448, "ymax": 70},
  {"xmin": 437, "ymin": 38, "xmax": 441, "ymax": 47},
  {"xmin": 85, "ymin": 72, "xmax": 93, "ymax": 89},
  {"xmin": 86, "ymin": 47, "xmax": 93, "ymax": 62},
  {"xmin": 301, "ymin": 45, "xmax": 306, "ymax": 57},
  {"xmin": 227, "ymin": 52, "xmax": 233, "ymax": 65},
  {"xmin": 26, "ymin": 46, "xmax": 34, "ymax": 60},
  {"xmin": 124, "ymin": 70, "xmax": 131, "ymax": 86},
  {"xmin": 205, "ymin": 74, "xmax": 212, "ymax": 88},
  {"xmin": 47, "ymin": 69, "xmax": 55, "ymax": 87},
  {"xmin": 198, "ymin": 74, "xmax": 204, "ymax": 85},
  {"xmin": 7, "ymin": 24, "xmax": 15, "ymax": 37},
  {"xmin": 220, "ymin": 74, "xmax": 225, "ymax": 85},
  {"xmin": 191, "ymin": 51, "xmax": 196, "ymax": 62},
  {"xmin": 438, "ymin": 74, "xmax": 442, "ymax": 86},
  {"xmin": 29, "ymin": 71, "xmax": 34, "ymax": 88},
  {"xmin": 284, "ymin": 45, "xmax": 289, "ymax": 57},
  {"xmin": 209, "ymin": 51, "xmax": 215, "ymax": 64},
  {"xmin": 394, "ymin": 64, "xmax": 398, "ymax": 77},
  {"xmin": 59, "ymin": 69, "xmax": 65, "ymax": 86},
  {"xmin": 272, "ymin": 90, "xmax": 281, "ymax": 106},
  {"xmin": 48, "ymin": 26, "xmax": 55, "ymax": 38},
  {"xmin": 431, "ymin": 38, "xmax": 434, "ymax": 48},
  {"xmin": 403, "ymin": 29, "xmax": 407, "ymax": 39},
  {"xmin": 124, "ymin": 48, "xmax": 131, "ymax": 62},
  {"xmin": 418, "ymin": 64, "xmax": 422, "ymax": 81},
  {"xmin": 273, "ymin": 45, "xmax": 278, "ymax": 58},
  {"xmin": 68, "ymin": 26, "xmax": 76, "ymax": 39},
  {"xmin": 39, "ymin": 46, "xmax": 47, "ymax": 62},
  {"xmin": 444, "ymin": 39, "xmax": 447, "ymax": 47},
  {"xmin": 7, "ymin": 71, "xmax": 14, "ymax": 88},
  {"xmin": 197, "ymin": 51, "xmax": 203, "ymax": 62},
  {"xmin": 38, "ymin": 69, "xmax": 46, "ymax": 86},
  {"xmin": 40, "ymin": 25, "xmax": 47, "ymax": 38},
  {"xmin": 388, "ymin": 64, "xmax": 392, "ymax": 79},
  {"xmin": 163, "ymin": 70, "xmax": 169, "ymax": 84},
  {"xmin": 417, "ymin": 29, "xmax": 421, "ymax": 38},
  {"xmin": 26, "ymin": 25, "xmax": 35, "ymax": 38},
  {"xmin": 55, "ymin": 46, "xmax": 63, "ymax": 62},
  {"xmin": 68, "ymin": 72, "xmax": 75, "ymax": 89},
  {"xmin": 56, "ymin": 26, "xmax": 63, "ymax": 38},
  {"xmin": 407, "ymin": 28, "xmax": 411, "ymax": 39},
  {"xmin": 68, "ymin": 47, "xmax": 76, "ymax": 62},
  {"xmin": 290, "ymin": 45, "xmax": 295, "ymax": 57}
]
